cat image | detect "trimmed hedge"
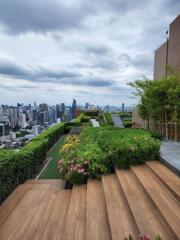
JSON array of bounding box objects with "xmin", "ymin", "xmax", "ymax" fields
[
  {"xmin": 104, "ymin": 112, "xmax": 114, "ymax": 125},
  {"xmin": 0, "ymin": 123, "xmax": 64, "ymax": 203},
  {"xmin": 123, "ymin": 120, "xmax": 132, "ymax": 128},
  {"xmin": 58, "ymin": 127, "xmax": 160, "ymax": 184}
]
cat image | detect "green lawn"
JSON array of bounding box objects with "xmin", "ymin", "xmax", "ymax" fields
[{"xmin": 38, "ymin": 135, "xmax": 66, "ymax": 179}]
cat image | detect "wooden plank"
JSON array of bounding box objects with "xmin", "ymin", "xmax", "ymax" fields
[
  {"xmin": 102, "ymin": 174, "xmax": 138, "ymax": 240},
  {"xmin": 25, "ymin": 179, "xmax": 65, "ymax": 190},
  {"xmin": 0, "ymin": 184, "xmax": 33, "ymax": 228},
  {"xmin": 0, "ymin": 189, "xmax": 44, "ymax": 240},
  {"xmin": 25, "ymin": 179, "xmax": 65, "ymax": 186},
  {"xmin": 12, "ymin": 190, "xmax": 53, "ymax": 240},
  {"xmin": 146, "ymin": 161, "xmax": 180, "ymax": 201},
  {"xmin": 116, "ymin": 169, "xmax": 171, "ymax": 240},
  {"xmin": 42, "ymin": 190, "xmax": 71, "ymax": 240},
  {"xmin": 86, "ymin": 179, "xmax": 111, "ymax": 240},
  {"xmin": 63, "ymin": 185, "xmax": 87, "ymax": 240},
  {"xmin": 132, "ymin": 165, "xmax": 180, "ymax": 240}
]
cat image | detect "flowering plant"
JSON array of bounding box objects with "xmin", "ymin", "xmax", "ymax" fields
[{"xmin": 124, "ymin": 234, "xmax": 162, "ymax": 240}]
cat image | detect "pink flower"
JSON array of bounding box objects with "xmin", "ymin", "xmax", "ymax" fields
[{"xmin": 139, "ymin": 234, "xmax": 151, "ymax": 240}]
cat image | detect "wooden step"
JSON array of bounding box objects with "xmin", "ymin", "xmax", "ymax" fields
[
  {"xmin": 116, "ymin": 169, "xmax": 171, "ymax": 240},
  {"xmin": 146, "ymin": 161, "xmax": 180, "ymax": 201},
  {"xmin": 25, "ymin": 179, "xmax": 65, "ymax": 190},
  {"xmin": 102, "ymin": 174, "xmax": 138, "ymax": 240},
  {"xmin": 86, "ymin": 179, "xmax": 111, "ymax": 240},
  {"xmin": 63, "ymin": 185, "xmax": 87, "ymax": 240},
  {"xmin": 42, "ymin": 190, "xmax": 71, "ymax": 240},
  {"xmin": 0, "ymin": 183, "xmax": 33, "ymax": 227},
  {"xmin": 0, "ymin": 189, "xmax": 47, "ymax": 240},
  {"xmin": 13, "ymin": 190, "xmax": 55, "ymax": 240},
  {"xmin": 132, "ymin": 165, "xmax": 180, "ymax": 240}
]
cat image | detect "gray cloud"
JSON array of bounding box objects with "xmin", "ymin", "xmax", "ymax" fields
[
  {"xmin": 0, "ymin": 0, "xmax": 179, "ymax": 105},
  {"xmin": 119, "ymin": 53, "xmax": 153, "ymax": 71},
  {"xmin": 0, "ymin": 0, "xmax": 92, "ymax": 34},
  {"xmin": 0, "ymin": 58, "xmax": 30, "ymax": 77},
  {"xmin": 85, "ymin": 45, "xmax": 112, "ymax": 56},
  {"xmin": 0, "ymin": 58, "xmax": 113, "ymax": 87}
]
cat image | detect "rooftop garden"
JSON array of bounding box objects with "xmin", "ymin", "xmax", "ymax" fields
[{"xmin": 58, "ymin": 127, "xmax": 160, "ymax": 184}]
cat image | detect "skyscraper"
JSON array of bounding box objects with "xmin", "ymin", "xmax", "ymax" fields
[{"xmin": 72, "ymin": 99, "xmax": 76, "ymax": 119}]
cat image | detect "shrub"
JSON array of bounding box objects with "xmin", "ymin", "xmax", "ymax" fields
[
  {"xmin": 0, "ymin": 123, "xmax": 64, "ymax": 203},
  {"xmin": 58, "ymin": 127, "xmax": 160, "ymax": 184},
  {"xmin": 104, "ymin": 112, "xmax": 114, "ymax": 125},
  {"xmin": 123, "ymin": 120, "xmax": 132, "ymax": 128}
]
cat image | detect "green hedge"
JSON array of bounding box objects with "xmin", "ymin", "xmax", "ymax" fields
[
  {"xmin": 58, "ymin": 127, "xmax": 160, "ymax": 184},
  {"xmin": 104, "ymin": 112, "xmax": 114, "ymax": 125},
  {"xmin": 123, "ymin": 120, "xmax": 132, "ymax": 128},
  {"xmin": 0, "ymin": 123, "xmax": 64, "ymax": 203}
]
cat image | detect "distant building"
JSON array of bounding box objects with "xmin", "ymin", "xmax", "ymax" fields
[
  {"xmin": 121, "ymin": 103, "xmax": 125, "ymax": 112},
  {"xmin": 9, "ymin": 131, "xmax": 16, "ymax": 141},
  {"xmin": 39, "ymin": 103, "xmax": 48, "ymax": 112},
  {"xmin": 72, "ymin": 99, "xmax": 77, "ymax": 119},
  {"xmin": 85, "ymin": 102, "xmax": 89, "ymax": 110},
  {"xmin": 154, "ymin": 15, "xmax": 180, "ymax": 80},
  {"xmin": 20, "ymin": 113, "xmax": 27, "ymax": 129},
  {"xmin": 32, "ymin": 125, "xmax": 41, "ymax": 136}
]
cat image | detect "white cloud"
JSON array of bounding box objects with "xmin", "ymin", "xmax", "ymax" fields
[{"xmin": 0, "ymin": 0, "xmax": 179, "ymax": 105}]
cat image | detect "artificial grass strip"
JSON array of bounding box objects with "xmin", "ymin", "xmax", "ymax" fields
[{"xmin": 39, "ymin": 135, "xmax": 66, "ymax": 179}]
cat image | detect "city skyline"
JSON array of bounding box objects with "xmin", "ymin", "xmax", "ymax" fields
[{"xmin": 0, "ymin": 0, "xmax": 179, "ymax": 105}]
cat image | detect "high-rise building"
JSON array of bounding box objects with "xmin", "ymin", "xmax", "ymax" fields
[
  {"xmin": 39, "ymin": 103, "xmax": 48, "ymax": 112},
  {"xmin": 72, "ymin": 99, "xmax": 76, "ymax": 119},
  {"xmin": 20, "ymin": 113, "xmax": 27, "ymax": 128},
  {"xmin": 85, "ymin": 102, "xmax": 89, "ymax": 110},
  {"xmin": 122, "ymin": 103, "xmax": 125, "ymax": 112}
]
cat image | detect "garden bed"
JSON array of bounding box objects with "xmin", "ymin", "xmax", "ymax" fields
[{"xmin": 58, "ymin": 127, "xmax": 160, "ymax": 184}]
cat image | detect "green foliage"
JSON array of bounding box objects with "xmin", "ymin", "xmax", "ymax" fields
[
  {"xmin": 58, "ymin": 127, "xmax": 160, "ymax": 184},
  {"xmin": 123, "ymin": 119, "xmax": 132, "ymax": 128},
  {"xmin": 0, "ymin": 123, "xmax": 64, "ymax": 203},
  {"xmin": 84, "ymin": 110, "xmax": 99, "ymax": 117},
  {"xmin": 104, "ymin": 112, "xmax": 114, "ymax": 125},
  {"xmin": 75, "ymin": 114, "xmax": 90, "ymax": 125},
  {"xmin": 97, "ymin": 114, "xmax": 106, "ymax": 126},
  {"xmin": 119, "ymin": 112, "xmax": 132, "ymax": 118},
  {"xmin": 129, "ymin": 74, "xmax": 180, "ymax": 123},
  {"xmin": 154, "ymin": 234, "xmax": 163, "ymax": 240}
]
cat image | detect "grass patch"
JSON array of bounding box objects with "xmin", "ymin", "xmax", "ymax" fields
[{"xmin": 39, "ymin": 135, "xmax": 66, "ymax": 179}]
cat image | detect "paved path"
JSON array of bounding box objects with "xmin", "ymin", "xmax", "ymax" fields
[
  {"xmin": 90, "ymin": 119, "xmax": 100, "ymax": 127},
  {"xmin": 111, "ymin": 113, "xmax": 124, "ymax": 128},
  {"xmin": 160, "ymin": 141, "xmax": 180, "ymax": 176}
]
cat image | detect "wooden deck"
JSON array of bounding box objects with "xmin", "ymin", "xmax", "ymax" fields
[{"xmin": 0, "ymin": 161, "xmax": 179, "ymax": 240}]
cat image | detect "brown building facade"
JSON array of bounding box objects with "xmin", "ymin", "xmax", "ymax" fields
[
  {"xmin": 133, "ymin": 15, "xmax": 180, "ymax": 128},
  {"xmin": 154, "ymin": 15, "xmax": 180, "ymax": 80}
]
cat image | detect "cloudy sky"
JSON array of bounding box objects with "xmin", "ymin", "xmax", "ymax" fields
[{"xmin": 0, "ymin": 0, "xmax": 179, "ymax": 106}]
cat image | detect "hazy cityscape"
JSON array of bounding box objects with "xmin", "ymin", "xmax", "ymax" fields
[{"xmin": 0, "ymin": 100, "xmax": 133, "ymax": 149}]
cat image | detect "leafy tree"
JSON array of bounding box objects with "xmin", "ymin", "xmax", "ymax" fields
[{"xmin": 129, "ymin": 71, "xmax": 180, "ymax": 140}]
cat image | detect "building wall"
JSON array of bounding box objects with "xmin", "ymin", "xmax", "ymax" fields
[
  {"xmin": 132, "ymin": 108, "xmax": 145, "ymax": 128},
  {"xmin": 154, "ymin": 15, "xmax": 180, "ymax": 80},
  {"xmin": 154, "ymin": 42, "xmax": 167, "ymax": 80},
  {"xmin": 168, "ymin": 15, "xmax": 180, "ymax": 75}
]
